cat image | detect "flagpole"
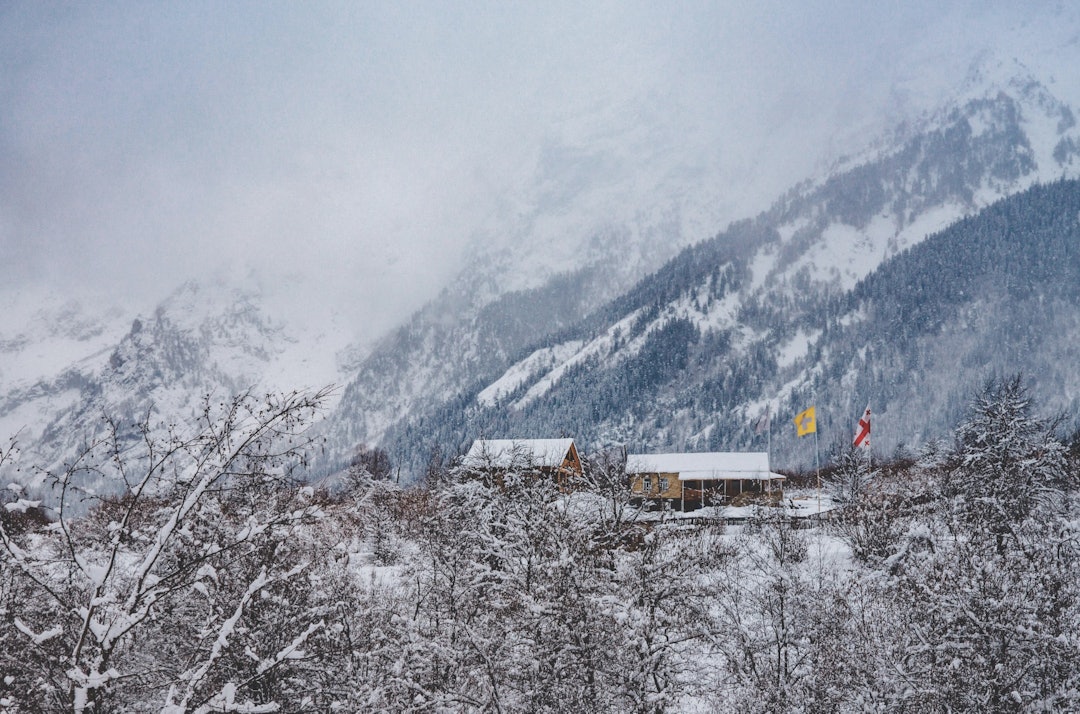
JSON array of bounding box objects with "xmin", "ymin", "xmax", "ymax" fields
[
  {"xmin": 815, "ymin": 426, "xmax": 821, "ymax": 517},
  {"xmin": 766, "ymin": 404, "xmax": 772, "ymax": 493},
  {"xmin": 767, "ymin": 403, "xmax": 772, "ymax": 470}
]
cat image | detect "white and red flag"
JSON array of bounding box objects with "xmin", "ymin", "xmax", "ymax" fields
[{"xmin": 853, "ymin": 403, "xmax": 871, "ymax": 449}]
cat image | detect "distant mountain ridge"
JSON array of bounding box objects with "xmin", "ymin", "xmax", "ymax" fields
[
  {"xmin": 365, "ymin": 80, "xmax": 1080, "ymax": 476},
  {"xmin": 3, "ymin": 61, "xmax": 1080, "ymax": 489},
  {"xmin": 0, "ymin": 280, "xmax": 351, "ymax": 485}
]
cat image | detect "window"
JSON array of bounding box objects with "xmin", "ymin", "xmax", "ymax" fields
[
  {"xmin": 642, "ymin": 477, "xmax": 652, "ymax": 493},
  {"xmin": 659, "ymin": 477, "xmax": 669, "ymax": 493}
]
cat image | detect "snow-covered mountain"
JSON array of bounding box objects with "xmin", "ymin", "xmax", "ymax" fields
[
  {"xmin": 5, "ymin": 8, "xmax": 1080, "ymax": 487},
  {"xmin": 0, "ymin": 292, "xmax": 131, "ymax": 449},
  {"xmin": 365, "ymin": 70, "xmax": 1080, "ymax": 476},
  {"xmin": 0, "ymin": 278, "xmax": 360, "ymax": 488}
]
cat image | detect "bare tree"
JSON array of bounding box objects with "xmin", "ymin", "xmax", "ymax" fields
[
  {"xmin": 581, "ymin": 447, "xmax": 644, "ymax": 552},
  {"xmin": 0, "ymin": 388, "xmax": 337, "ymax": 712}
]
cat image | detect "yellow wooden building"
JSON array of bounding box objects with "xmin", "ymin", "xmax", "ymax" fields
[{"xmin": 627, "ymin": 451, "xmax": 784, "ymax": 511}]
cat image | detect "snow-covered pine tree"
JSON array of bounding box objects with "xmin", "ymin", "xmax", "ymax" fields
[{"xmin": 872, "ymin": 376, "xmax": 1080, "ymax": 710}]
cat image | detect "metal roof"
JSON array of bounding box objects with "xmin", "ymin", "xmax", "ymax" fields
[{"xmin": 626, "ymin": 451, "xmax": 784, "ymax": 481}]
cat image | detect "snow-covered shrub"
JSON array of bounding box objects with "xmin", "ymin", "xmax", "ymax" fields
[{"xmin": 0, "ymin": 388, "xmax": 361, "ymax": 713}]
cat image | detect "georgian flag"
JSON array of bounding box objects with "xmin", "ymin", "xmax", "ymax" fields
[{"xmin": 853, "ymin": 403, "xmax": 871, "ymax": 449}]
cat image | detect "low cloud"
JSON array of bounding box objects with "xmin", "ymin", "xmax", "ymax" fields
[{"xmin": 0, "ymin": 1, "xmax": 1067, "ymax": 337}]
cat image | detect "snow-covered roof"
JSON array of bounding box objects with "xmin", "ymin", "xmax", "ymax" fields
[
  {"xmin": 626, "ymin": 451, "xmax": 784, "ymax": 481},
  {"xmin": 462, "ymin": 438, "xmax": 576, "ymax": 470}
]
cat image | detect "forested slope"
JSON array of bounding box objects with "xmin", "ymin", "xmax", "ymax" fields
[{"xmin": 385, "ymin": 178, "xmax": 1080, "ymax": 473}]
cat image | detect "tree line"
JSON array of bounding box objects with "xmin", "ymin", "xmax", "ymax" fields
[{"xmin": 2, "ymin": 376, "xmax": 1079, "ymax": 712}]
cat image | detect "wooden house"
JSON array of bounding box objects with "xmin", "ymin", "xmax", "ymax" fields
[
  {"xmin": 627, "ymin": 451, "xmax": 785, "ymax": 511},
  {"xmin": 461, "ymin": 438, "xmax": 584, "ymax": 490}
]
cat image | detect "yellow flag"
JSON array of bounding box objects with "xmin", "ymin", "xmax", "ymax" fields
[{"xmin": 794, "ymin": 406, "xmax": 816, "ymax": 437}]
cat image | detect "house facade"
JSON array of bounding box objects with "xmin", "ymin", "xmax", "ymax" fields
[
  {"xmin": 627, "ymin": 451, "xmax": 785, "ymax": 511},
  {"xmin": 461, "ymin": 438, "xmax": 584, "ymax": 490}
]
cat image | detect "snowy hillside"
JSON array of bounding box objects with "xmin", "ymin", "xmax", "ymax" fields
[
  {"xmin": 0, "ymin": 278, "xmax": 357, "ymax": 490},
  {"xmin": 0, "ymin": 292, "xmax": 132, "ymax": 449},
  {"xmin": 374, "ymin": 75, "xmax": 1080, "ymax": 476},
  {"xmin": 6, "ymin": 5, "xmax": 1080, "ymax": 486}
]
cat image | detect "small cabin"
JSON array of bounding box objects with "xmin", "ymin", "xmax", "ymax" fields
[
  {"xmin": 627, "ymin": 451, "xmax": 785, "ymax": 511},
  {"xmin": 461, "ymin": 438, "xmax": 584, "ymax": 491}
]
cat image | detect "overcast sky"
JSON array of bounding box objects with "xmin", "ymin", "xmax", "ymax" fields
[{"xmin": 0, "ymin": 1, "xmax": 1069, "ymax": 337}]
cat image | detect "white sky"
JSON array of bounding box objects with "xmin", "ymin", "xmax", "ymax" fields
[{"xmin": 0, "ymin": 1, "xmax": 1070, "ymax": 338}]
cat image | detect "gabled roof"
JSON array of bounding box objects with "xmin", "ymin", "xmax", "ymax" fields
[
  {"xmin": 626, "ymin": 451, "xmax": 784, "ymax": 481},
  {"xmin": 462, "ymin": 438, "xmax": 577, "ymax": 470}
]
